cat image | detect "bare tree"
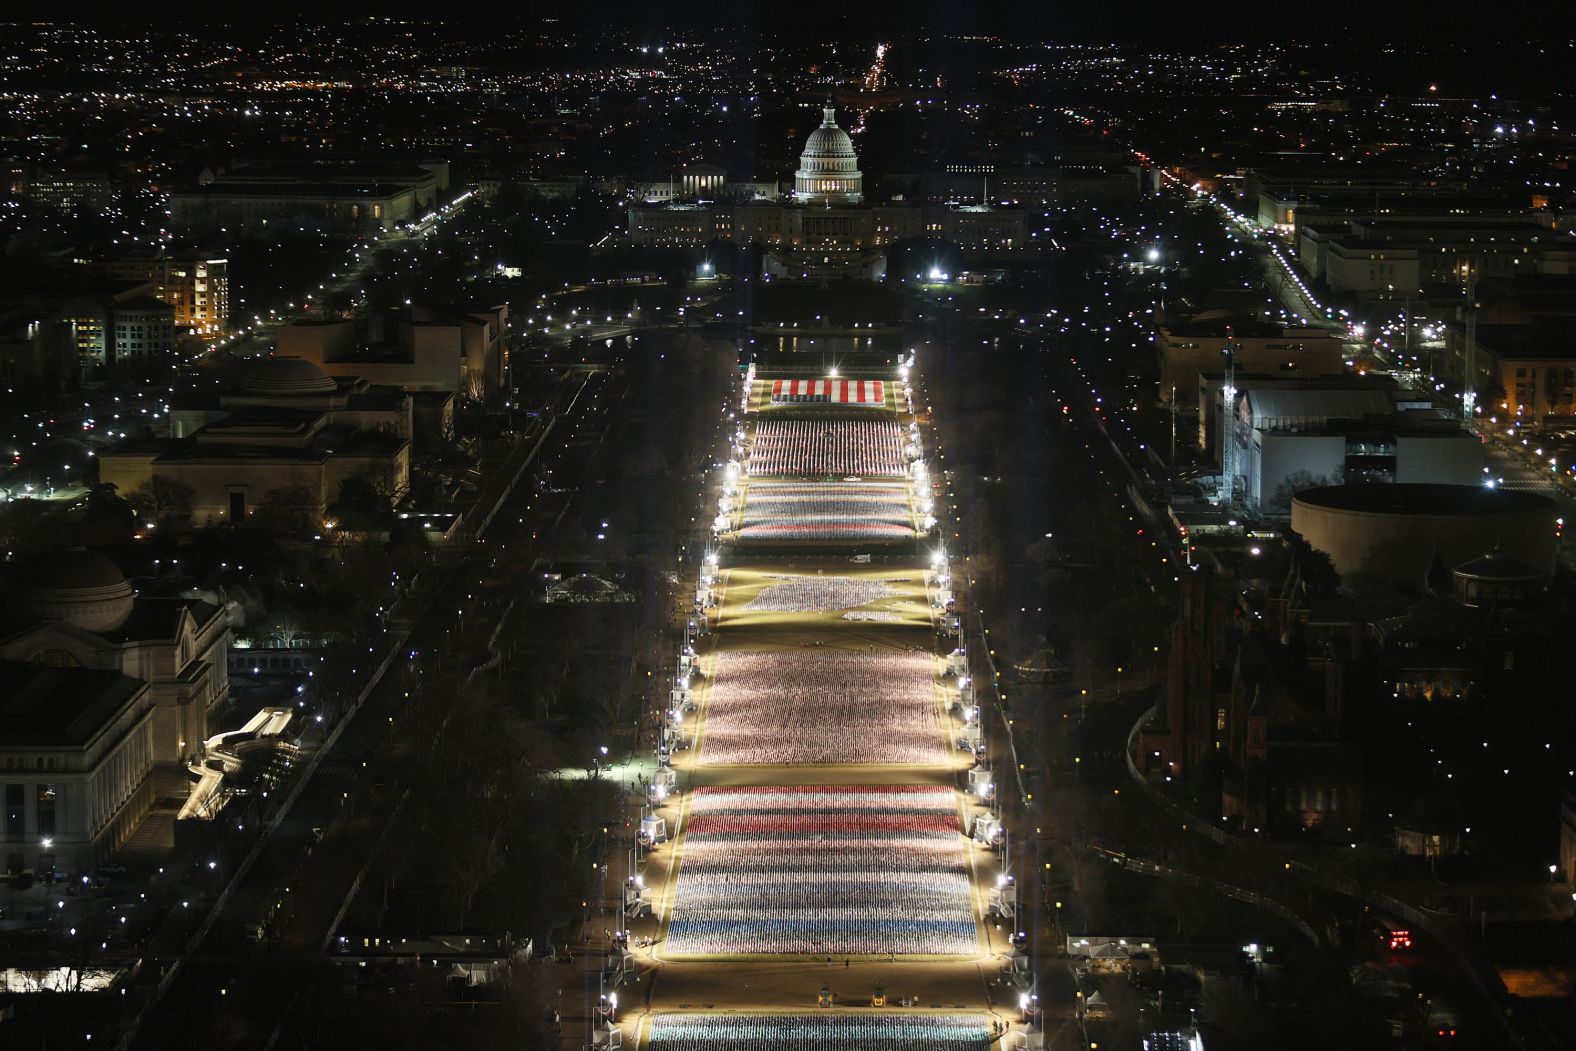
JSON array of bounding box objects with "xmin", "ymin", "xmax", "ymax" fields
[
  {"xmin": 128, "ymin": 475, "xmax": 195, "ymax": 524},
  {"xmin": 1271, "ymin": 469, "xmax": 1341, "ymax": 514},
  {"xmin": 453, "ymin": 823, "xmax": 503, "ymax": 929},
  {"xmin": 257, "ymin": 484, "xmax": 320, "ymax": 535}
]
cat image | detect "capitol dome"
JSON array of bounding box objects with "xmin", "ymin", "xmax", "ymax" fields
[
  {"xmin": 5, "ymin": 548, "xmax": 135, "ymax": 633},
  {"xmin": 795, "ymin": 105, "xmax": 863, "ymax": 204},
  {"xmin": 241, "ymin": 356, "xmax": 338, "ymax": 396}
]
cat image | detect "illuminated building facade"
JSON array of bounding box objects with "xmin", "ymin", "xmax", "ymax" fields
[
  {"xmin": 93, "ymin": 256, "xmax": 231, "ymax": 338},
  {"xmin": 626, "ymin": 106, "xmax": 1026, "ymax": 277},
  {"xmin": 23, "ymin": 170, "xmax": 113, "ymax": 214}
]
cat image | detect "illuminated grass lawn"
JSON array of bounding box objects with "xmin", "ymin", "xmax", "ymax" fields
[
  {"xmin": 645, "ymin": 1013, "xmax": 993, "ymax": 1050},
  {"xmin": 699, "ymin": 649, "xmax": 946, "ymax": 766},
  {"xmin": 738, "ymin": 481, "xmax": 913, "ymax": 541},
  {"xmin": 716, "ymin": 567, "xmax": 931, "ymax": 631},
  {"xmin": 663, "ymin": 785, "xmax": 977, "ymax": 956},
  {"xmin": 742, "ymin": 574, "xmax": 900, "ymax": 614}
]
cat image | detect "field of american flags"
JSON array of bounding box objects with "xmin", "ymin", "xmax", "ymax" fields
[
  {"xmin": 737, "ymin": 480, "xmax": 914, "ymax": 541},
  {"xmin": 696, "ymin": 648, "xmax": 947, "ymax": 766},
  {"xmin": 644, "ymin": 1014, "xmax": 993, "ymax": 1050},
  {"xmin": 747, "ymin": 417, "xmax": 907, "ymax": 477},
  {"xmin": 637, "ymin": 362, "xmax": 999, "ymax": 1031},
  {"xmin": 662, "ymin": 785, "xmax": 977, "ymax": 957},
  {"xmin": 748, "ymin": 376, "xmax": 894, "ymax": 412},
  {"xmin": 710, "ymin": 565, "xmax": 934, "ymax": 631}
]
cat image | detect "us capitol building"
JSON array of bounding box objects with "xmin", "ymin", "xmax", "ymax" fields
[{"xmin": 626, "ymin": 105, "xmax": 1028, "ymax": 279}]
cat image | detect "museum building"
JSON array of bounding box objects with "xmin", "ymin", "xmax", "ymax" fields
[{"xmin": 0, "ymin": 549, "xmax": 230, "ymax": 874}]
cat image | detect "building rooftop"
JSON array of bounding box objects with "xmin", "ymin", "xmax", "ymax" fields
[
  {"xmin": 108, "ymin": 596, "xmax": 222, "ymax": 644},
  {"xmin": 198, "ymin": 406, "xmax": 323, "ymax": 438},
  {"xmin": 1294, "ymin": 483, "xmax": 1554, "ymax": 516},
  {"xmin": 1473, "ymin": 322, "xmax": 1576, "ymax": 361},
  {"xmin": 1244, "ymin": 388, "xmax": 1396, "ymax": 425},
  {"xmin": 176, "ymin": 182, "xmax": 410, "ymax": 200},
  {"xmin": 113, "ymin": 295, "xmax": 174, "ymax": 313},
  {"xmin": 0, "ymin": 662, "xmax": 145, "ymax": 747},
  {"xmin": 221, "ymin": 160, "xmax": 437, "ymax": 182},
  {"xmin": 1452, "ymin": 548, "xmax": 1544, "ymax": 582},
  {"xmin": 104, "ymin": 437, "xmax": 332, "ymax": 465},
  {"xmin": 1162, "ymin": 309, "xmax": 1319, "ymax": 339}
]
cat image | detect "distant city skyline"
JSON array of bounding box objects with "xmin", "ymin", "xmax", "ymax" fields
[{"xmin": 2, "ymin": 11, "xmax": 1574, "ymax": 1050}]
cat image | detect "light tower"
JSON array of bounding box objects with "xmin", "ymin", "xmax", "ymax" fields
[
  {"xmin": 1461, "ymin": 260, "xmax": 1478, "ymax": 425},
  {"xmin": 1217, "ymin": 332, "xmax": 1237, "ymax": 507}
]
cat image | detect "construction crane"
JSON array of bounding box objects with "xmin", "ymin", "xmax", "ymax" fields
[
  {"xmin": 1461, "ymin": 261, "xmax": 1477, "ymax": 426},
  {"xmin": 1217, "ymin": 330, "xmax": 1237, "ymax": 507}
]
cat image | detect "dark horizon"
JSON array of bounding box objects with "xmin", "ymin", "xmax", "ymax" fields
[{"xmin": 14, "ymin": 2, "xmax": 1576, "ymax": 43}]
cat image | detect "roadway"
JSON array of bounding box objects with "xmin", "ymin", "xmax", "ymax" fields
[{"xmin": 120, "ymin": 365, "xmax": 623, "ymax": 1050}]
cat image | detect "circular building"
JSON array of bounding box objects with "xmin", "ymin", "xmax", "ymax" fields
[
  {"xmin": 795, "ymin": 105, "xmax": 863, "ymax": 204},
  {"xmin": 1290, "ymin": 484, "xmax": 1558, "ymax": 587},
  {"xmin": 3, "ymin": 547, "xmax": 135, "ymax": 634},
  {"xmin": 1451, "ymin": 547, "xmax": 1547, "ymax": 607}
]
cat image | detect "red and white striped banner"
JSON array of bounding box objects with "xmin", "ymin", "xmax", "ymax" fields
[{"xmin": 770, "ymin": 379, "xmax": 885, "ymax": 405}]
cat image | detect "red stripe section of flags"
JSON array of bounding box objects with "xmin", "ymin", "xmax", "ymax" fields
[{"xmin": 766, "ymin": 377, "xmax": 884, "ymax": 404}]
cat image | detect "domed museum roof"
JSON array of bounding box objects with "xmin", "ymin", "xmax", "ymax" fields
[
  {"xmin": 1452, "ymin": 546, "xmax": 1543, "ymax": 583},
  {"xmin": 5, "ymin": 548, "xmax": 135, "ymax": 633},
  {"xmin": 241, "ymin": 356, "xmax": 338, "ymax": 396}
]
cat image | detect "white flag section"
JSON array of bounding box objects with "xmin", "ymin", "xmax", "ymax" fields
[
  {"xmin": 663, "ymin": 786, "xmax": 977, "ymax": 955},
  {"xmin": 646, "ymin": 1014, "xmax": 993, "ymax": 1050}
]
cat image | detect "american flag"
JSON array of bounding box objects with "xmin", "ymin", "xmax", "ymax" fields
[{"xmin": 770, "ymin": 379, "xmax": 885, "ymax": 405}]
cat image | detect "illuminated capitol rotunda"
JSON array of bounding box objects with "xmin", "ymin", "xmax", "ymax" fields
[{"xmin": 794, "ymin": 105, "xmax": 864, "ymax": 204}]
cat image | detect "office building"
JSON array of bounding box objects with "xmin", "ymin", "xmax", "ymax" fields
[
  {"xmin": 1157, "ymin": 310, "xmax": 1346, "ymax": 403},
  {"xmin": 23, "ymin": 169, "xmax": 113, "ymax": 214},
  {"xmin": 110, "ymin": 296, "xmax": 176, "ymax": 361},
  {"xmin": 276, "ymin": 303, "xmax": 508, "ymax": 399},
  {"xmin": 90, "ymin": 256, "xmax": 230, "ymax": 338},
  {"xmin": 1217, "ymin": 385, "xmax": 1483, "ymax": 513},
  {"xmin": 97, "ymin": 357, "xmax": 412, "ymax": 528},
  {"xmin": 169, "ymin": 182, "xmax": 418, "ymax": 235}
]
